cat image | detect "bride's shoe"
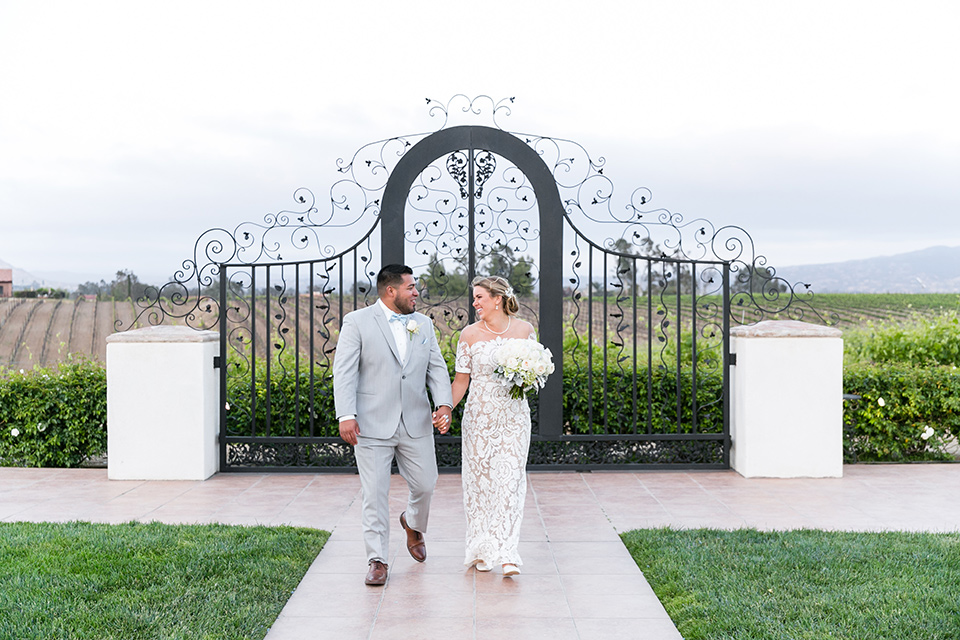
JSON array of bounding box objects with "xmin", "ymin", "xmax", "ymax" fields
[
  {"xmin": 502, "ymin": 563, "xmax": 520, "ymax": 577},
  {"xmin": 475, "ymin": 561, "xmax": 492, "ymax": 572}
]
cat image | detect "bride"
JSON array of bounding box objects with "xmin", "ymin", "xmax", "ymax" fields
[{"xmin": 450, "ymin": 275, "xmax": 537, "ymax": 577}]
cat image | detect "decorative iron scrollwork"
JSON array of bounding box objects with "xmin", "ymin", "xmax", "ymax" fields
[{"xmin": 121, "ymin": 95, "xmax": 837, "ymax": 471}]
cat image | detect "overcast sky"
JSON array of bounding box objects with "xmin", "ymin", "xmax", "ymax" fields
[{"xmin": 1, "ymin": 0, "xmax": 958, "ymax": 285}]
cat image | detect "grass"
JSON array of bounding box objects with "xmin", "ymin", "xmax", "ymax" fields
[
  {"xmin": 0, "ymin": 521, "xmax": 329, "ymax": 640},
  {"xmin": 622, "ymin": 528, "xmax": 960, "ymax": 640}
]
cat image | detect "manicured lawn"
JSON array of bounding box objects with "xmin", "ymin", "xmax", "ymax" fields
[
  {"xmin": 0, "ymin": 521, "xmax": 329, "ymax": 640},
  {"xmin": 623, "ymin": 528, "xmax": 960, "ymax": 640}
]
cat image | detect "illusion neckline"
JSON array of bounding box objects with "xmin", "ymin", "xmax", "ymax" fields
[{"xmin": 469, "ymin": 336, "xmax": 531, "ymax": 348}]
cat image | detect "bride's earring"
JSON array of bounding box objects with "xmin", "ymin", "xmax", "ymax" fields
[{"xmin": 495, "ymin": 304, "xmax": 499, "ymax": 310}]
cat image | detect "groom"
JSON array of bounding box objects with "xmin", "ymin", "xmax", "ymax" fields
[{"xmin": 333, "ymin": 264, "xmax": 453, "ymax": 586}]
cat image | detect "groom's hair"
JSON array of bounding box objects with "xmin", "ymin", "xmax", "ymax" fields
[{"xmin": 377, "ymin": 264, "xmax": 413, "ymax": 295}]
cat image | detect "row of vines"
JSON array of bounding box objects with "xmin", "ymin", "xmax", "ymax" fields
[{"xmin": 4, "ymin": 293, "xmax": 958, "ymax": 370}]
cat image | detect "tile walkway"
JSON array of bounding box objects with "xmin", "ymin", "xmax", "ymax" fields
[{"xmin": 3, "ymin": 464, "xmax": 960, "ymax": 639}]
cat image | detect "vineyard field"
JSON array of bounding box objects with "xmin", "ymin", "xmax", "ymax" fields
[{"xmin": 1, "ymin": 293, "xmax": 958, "ymax": 370}]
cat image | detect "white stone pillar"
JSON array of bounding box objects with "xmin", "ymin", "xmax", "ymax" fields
[
  {"xmin": 106, "ymin": 326, "xmax": 219, "ymax": 480},
  {"xmin": 730, "ymin": 320, "xmax": 843, "ymax": 478}
]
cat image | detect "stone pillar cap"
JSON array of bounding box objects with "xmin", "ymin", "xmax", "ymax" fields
[
  {"xmin": 106, "ymin": 325, "xmax": 218, "ymax": 343},
  {"xmin": 730, "ymin": 319, "xmax": 841, "ymax": 339}
]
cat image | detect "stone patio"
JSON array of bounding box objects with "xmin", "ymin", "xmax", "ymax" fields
[{"xmin": 3, "ymin": 464, "xmax": 960, "ymax": 639}]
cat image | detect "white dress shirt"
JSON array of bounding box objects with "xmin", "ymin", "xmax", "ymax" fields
[{"xmin": 378, "ymin": 298, "xmax": 408, "ymax": 362}]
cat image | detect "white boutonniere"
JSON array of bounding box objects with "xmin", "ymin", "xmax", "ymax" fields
[{"xmin": 405, "ymin": 319, "xmax": 420, "ymax": 340}]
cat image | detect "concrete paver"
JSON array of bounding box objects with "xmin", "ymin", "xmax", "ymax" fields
[{"xmin": 3, "ymin": 465, "xmax": 960, "ymax": 639}]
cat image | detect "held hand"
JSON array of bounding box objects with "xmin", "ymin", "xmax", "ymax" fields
[
  {"xmin": 433, "ymin": 406, "xmax": 452, "ymax": 435},
  {"xmin": 339, "ymin": 419, "xmax": 360, "ymax": 446}
]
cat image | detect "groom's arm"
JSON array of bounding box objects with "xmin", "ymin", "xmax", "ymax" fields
[
  {"xmin": 333, "ymin": 313, "xmax": 362, "ymax": 444},
  {"xmin": 424, "ymin": 320, "xmax": 453, "ymax": 409},
  {"xmin": 424, "ymin": 320, "xmax": 453, "ymax": 435}
]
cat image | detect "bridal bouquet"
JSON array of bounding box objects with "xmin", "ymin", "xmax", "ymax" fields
[{"xmin": 492, "ymin": 339, "xmax": 556, "ymax": 399}]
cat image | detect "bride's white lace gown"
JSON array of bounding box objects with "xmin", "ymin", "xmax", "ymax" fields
[{"xmin": 456, "ymin": 335, "xmax": 535, "ymax": 568}]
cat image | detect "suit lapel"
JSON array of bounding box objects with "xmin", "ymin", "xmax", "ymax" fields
[
  {"xmin": 372, "ymin": 307, "xmax": 403, "ymax": 366},
  {"xmin": 401, "ymin": 317, "xmax": 417, "ymax": 369}
]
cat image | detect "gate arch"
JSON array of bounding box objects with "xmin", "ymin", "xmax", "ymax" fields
[{"xmin": 379, "ymin": 125, "xmax": 564, "ymax": 437}]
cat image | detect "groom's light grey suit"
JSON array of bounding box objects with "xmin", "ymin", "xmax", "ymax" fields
[{"xmin": 333, "ymin": 301, "xmax": 453, "ymax": 563}]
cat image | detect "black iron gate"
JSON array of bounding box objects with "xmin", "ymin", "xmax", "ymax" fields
[{"xmin": 128, "ymin": 97, "xmax": 833, "ymax": 472}]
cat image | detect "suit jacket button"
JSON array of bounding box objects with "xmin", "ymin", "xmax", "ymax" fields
[{"xmin": 402, "ymin": 375, "xmax": 406, "ymax": 379}]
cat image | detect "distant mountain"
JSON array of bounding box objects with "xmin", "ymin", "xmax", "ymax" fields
[
  {"xmin": 3, "ymin": 246, "xmax": 960, "ymax": 294},
  {"xmin": 0, "ymin": 258, "xmax": 104, "ymax": 291},
  {"xmin": 775, "ymin": 246, "xmax": 960, "ymax": 294}
]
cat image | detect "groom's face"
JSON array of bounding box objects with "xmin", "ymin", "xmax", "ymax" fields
[{"xmin": 389, "ymin": 274, "xmax": 419, "ymax": 315}]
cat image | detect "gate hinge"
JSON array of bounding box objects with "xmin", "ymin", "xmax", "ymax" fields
[
  {"xmin": 213, "ymin": 356, "xmax": 222, "ymax": 369},
  {"xmin": 729, "ymin": 353, "xmax": 737, "ymax": 366}
]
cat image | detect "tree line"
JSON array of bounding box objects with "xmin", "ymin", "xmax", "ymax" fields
[{"xmin": 75, "ymin": 269, "xmax": 152, "ymax": 300}]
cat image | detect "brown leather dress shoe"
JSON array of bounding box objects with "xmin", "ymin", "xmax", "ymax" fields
[
  {"xmin": 365, "ymin": 560, "xmax": 388, "ymax": 586},
  {"xmin": 399, "ymin": 511, "xmax": 427, "ymax": 562}
]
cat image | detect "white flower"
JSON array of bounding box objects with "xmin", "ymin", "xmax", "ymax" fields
[
  {"xmin": 405, "ymin": 320, "xmax": 420, "ymax": 340},
  {"xmin": 37, "ymin": 422, "xmax": 46, "ymax": 432},
  {"xmin": 492, "ymin": 339, "xmax": 555, "ymax": 399},
  {"xmin": 921, "ymin": 426, "xmax": 935, "ymax": 440},
  {"xmin": 877, "ymin": 397, "xmax": 886, "ymax": 407},
  {"xmin": 10, "ymin": 428, "xmax": 20, "ymax": 437}
]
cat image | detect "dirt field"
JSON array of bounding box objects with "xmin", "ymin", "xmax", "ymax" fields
[{"xmin": 3, "ymin": 293, "xmax": 942, "ymax": 371}]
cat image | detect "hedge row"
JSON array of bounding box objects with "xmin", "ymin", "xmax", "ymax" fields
[
  {"xmin": 842, "ymin": 364, "xmax": 960, "ymax": 462},
  {"xmin": 3, "ymin": 356, "xmax": 959, "ymax": 467},
  {"xmin": 0, "ymin": 357, "xmax": 107, "ymax": 467},
  {"xmin": 223, "ymin": 361, "xmax": 725, "ymax": 438}
]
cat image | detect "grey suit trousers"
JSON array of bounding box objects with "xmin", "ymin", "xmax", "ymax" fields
[{"xmin": 355, "ymin": 417, "xmax": 438, "ymax": 562}]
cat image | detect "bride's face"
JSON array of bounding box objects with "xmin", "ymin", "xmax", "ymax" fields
[{"xmin": 472, "ymin": 286, "xmax": 501, "ymax": 319}]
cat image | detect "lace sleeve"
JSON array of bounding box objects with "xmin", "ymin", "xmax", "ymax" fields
[{"xmin": 455, "ymin": 340, "xmax": 472, "ymax": 374}]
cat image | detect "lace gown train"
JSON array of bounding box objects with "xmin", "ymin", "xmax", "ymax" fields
[{"xmin": 456, "ymin": 336, "xmax": 534, "ymax": 568}]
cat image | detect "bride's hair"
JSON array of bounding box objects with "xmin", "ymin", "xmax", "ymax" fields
[{"xmin": 472, "ymin": 276, "xmax": 519, "ymax": 316}]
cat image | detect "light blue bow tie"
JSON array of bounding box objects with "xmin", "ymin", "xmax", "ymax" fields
[{"xmin": 389, "ymin": 312, "xmax": 411, "ymax": 324}]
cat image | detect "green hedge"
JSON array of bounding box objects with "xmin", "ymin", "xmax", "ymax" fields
[
  {"xmin": 563, "ymin": 365, "xmax": 724, "ymax": 435},
  {"xmin": 842, "ymin": 364, "xmax": 960, "ymax": 462},
  {"xmin": 0, "ymin": 357, "xmax": 107, "ymax": 467},
  {"xmin": 841, "ymin": 311, "xmax": 960, "ymax": 462},
  {"xmin": 224, "ymin": 360, "xmax": 338, "ymax": 438},
  {"xmin": 221, "ymin": 340, "xmax": 723, "ymax": 437},
  {"xmin": 5, "ymin": 328, "xmax": 960, "ymax": 466}
]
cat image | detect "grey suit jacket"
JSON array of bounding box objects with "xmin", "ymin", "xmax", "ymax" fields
[{"xmin": 333, "ymin": 304, "xmax": 453, "ymax": 439}]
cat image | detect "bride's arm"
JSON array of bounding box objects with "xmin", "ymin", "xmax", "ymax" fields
[
  {"xmin": 452, "ymin": 325, "xmax": 478, "ymax": 409},
  {"xmin": 451, "ymin": 372, "xmax": 470, "ymax": 408}
]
